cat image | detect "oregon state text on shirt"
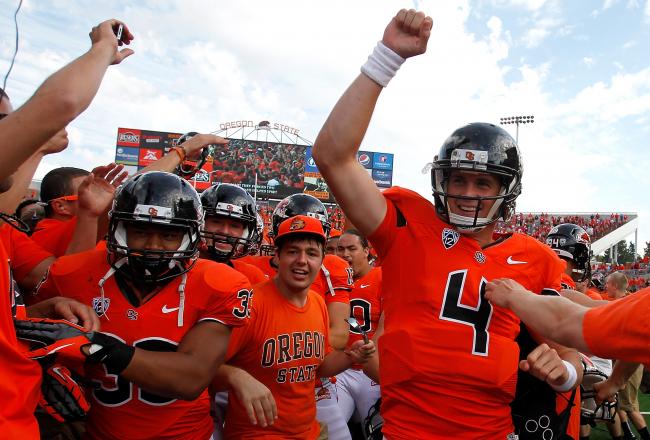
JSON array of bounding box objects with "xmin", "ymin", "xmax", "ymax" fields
[{"xmin": 262, "ymin": 330, "xmax": 326, "ymax": 383}]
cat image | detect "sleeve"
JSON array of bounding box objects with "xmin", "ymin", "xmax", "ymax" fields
[
  {"xmin": 7, "ymin": 227, "xmax": 53, "ymax": 283},
  {"xmin": 201, "ymin": 265, "xmax": 253, "ymax": 329},
  {"xmin": 321, "ymin": 256, "xmax": 352, "ymax": 305},
  {"xmin": 583, "ymin": 292, "xmax": 650, "ymax": 367},
  {"xmin": 32, "ymin": 218, "xmax": 77, "ymax": 257},
  {"xmin": 367, "ymin": 193, "xmax": 398, "ymax": 260}
]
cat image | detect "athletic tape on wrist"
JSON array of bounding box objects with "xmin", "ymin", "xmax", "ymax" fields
[
  {"xmin": 360, "ymin": 41, "xmax": 405, "ymax": 87},
  {"xmin": 551, "ymin": 360, "xmax": 578, "ymax": 392}
]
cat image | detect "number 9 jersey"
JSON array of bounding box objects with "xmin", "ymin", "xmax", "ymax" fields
[{"xmin": 368, "ymin": 187, "xmax": 564, "ymax": 440}]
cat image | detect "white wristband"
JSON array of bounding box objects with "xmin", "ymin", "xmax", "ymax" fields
[
  {"xmin": 551, "ymin": 360, "xmax": 578, "ymax": 393},
  {"xmin": 360, "ymin": 41, "xmax": 405, "ymax": 87}
]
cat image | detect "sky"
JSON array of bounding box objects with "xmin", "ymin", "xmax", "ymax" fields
[{"xmin": 1, "ymin": 0, "xmax": 649, "ymax": 250}]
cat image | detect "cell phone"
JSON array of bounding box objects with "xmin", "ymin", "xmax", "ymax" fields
[{"xmin": 114, "ymin": 24, "xmax": 124, "ymax": 44}]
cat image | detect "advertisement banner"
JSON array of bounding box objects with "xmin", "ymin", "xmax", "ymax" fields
[
  {"xmin": 372, "ymin": 169, "xmax": 393, "ymax": 188},
  {"xmin": 115, "ymin": 146, "xmax": 139, "ymax": 165},
  {"xmin": 116, "ymin": 128, "xmax": 141, "ymax": 147},
  {"xmin": 138, "ymin": 148, "xmax": 163, "ymax": 167},
  {"xmin": 373, "ymin": 152, "xmax": 394, "ymax": 170},
  {"xmin": 356, "ymin": 151, "xmax": 374, "ymax": 169}
]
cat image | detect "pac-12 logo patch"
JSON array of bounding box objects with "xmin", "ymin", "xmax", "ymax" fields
[
  {"xmin": 442, "ymin": 228, "xmax": 460, "ymax": 250},
  {"xmin": 92, "ymin": 297, "xmax": 110, "ymax": 316},
  {"xmin": 474, "ymin": 251, "xmax": 486, "ymax": 264}
]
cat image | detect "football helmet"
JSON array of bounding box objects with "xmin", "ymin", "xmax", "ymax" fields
[
  {"xmin": 107, "ymin": 171, "xmax": 204, "ymax": 284},
  {"xmin": 364, "ymin": 398, "xmax": 383, "ymax": 440},
  {"xmin": 200, "ymin": 184, "xmax": 257, "ymax": 262},
  {"xmin": 174, "ymin": 131, "xmax": 211, "ymax": 178},
  {"xmin": 580, "ymin": 365, "xmax": 618, "ymax": 426},
  {"xmin": 271, "ymin": 193, "xmax": 331, "ymax": 238},
  {"xmin": 431, "ymin": 122, "xmax": 522, "ymax": 233},
  {"xmin": 546, "ymin": 223, "xmax": 592, "ymax": 283},
  {"xmin": 248, "ymin": 212, "xmax": 265, "ymax": 256}
]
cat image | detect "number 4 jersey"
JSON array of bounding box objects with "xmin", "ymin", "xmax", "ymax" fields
[
  {"xmin": 368, "ymin": 187, "xmax": 564, "ymax": 440},
  {"xmin": 36, "ymin": 248, "xmax": 251, "ymax": 440}
]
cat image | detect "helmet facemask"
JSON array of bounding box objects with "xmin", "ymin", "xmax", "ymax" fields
[
  {"xmin": 108, "ymin": 214, "xmax": 201, "ymax": 287},
  {"xmin": 580, "ymin": 368, "xmax": 618, "ymax": 426},
  {"xmin": 431, "ymin": 157, "xmax": 521, "ymax": 233},
  {"xmin": 201, "ymin": 215, "xmax": 255, "ymax": 263}
]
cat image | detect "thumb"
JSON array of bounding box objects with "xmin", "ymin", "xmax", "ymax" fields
[
  {"xmin": 116, "ymin": 48, "xmax": 135, "ymax": 62},
  {"xmin": 519, "ymin": 360, "xmax": 530, "ymax": 372}
]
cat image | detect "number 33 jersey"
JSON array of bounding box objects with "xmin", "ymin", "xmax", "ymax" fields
[
  {"xmin": 368, "ymin": 187, "xmax": 564, "ymax": 440},
  {"xmin": 36, "ymin": 248, "xmax": 251, "ymax": 440}
]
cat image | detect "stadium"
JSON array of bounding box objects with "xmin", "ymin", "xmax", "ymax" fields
[{"xmin": 2, "ymin": 2, "xmax": 650, "ymax": 440}]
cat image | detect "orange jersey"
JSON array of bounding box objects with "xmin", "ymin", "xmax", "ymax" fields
[
  {"xmin": 247, "ymin": 255, "xmax": 352, "ymax": 305},
  {"xmin": 368, "ymin": 187, "xmax": 564, "ymax": 439},
  {"xmin": 225, "ymin": 279, "xmax": 328, "ymax": 439},
  {"xmin": 37, "ymin": 248, "xmax": 251, "ymax": 440},
  {"xmin": 0, "ymin": 224, "xmax": 52, "ymax": 285},
  {"xmin": 561, "ymin": 272, "xmax": 576, "ymax": 290},
  {"xmin": 231, "ymin": 258, "xmax": 268, "ymax": 284},
  {"xmin": 583, "ymin": 287, "xmax": 650, "ymax": 367},
  {"xmin": 0, "ymin": 228, "xmax": 42, "ymax": 438},
  {"xmin": 348, "ymin": 266, "xmax": 382, "ymax": 346},
  {"xmin": 31, "ymin": 216, "xmax": 77, "ymax": 257},
  {"xmin": 586, "ymin": 287, "xmax": 603, "ymax": 301}
]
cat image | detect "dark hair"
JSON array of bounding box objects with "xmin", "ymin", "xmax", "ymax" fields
[
  {"xmin": 275, "ymin": 233, "xmax": 325, "ymax": 256},
  {"xmin": 341, "ymin": 229, "xmax": 369, "ymax": 249},
  {"xmin": 41, "ymin": 167, "xmax": 89, "ymax": 216}
]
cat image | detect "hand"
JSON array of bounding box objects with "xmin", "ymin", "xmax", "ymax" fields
[
  {"xmin": 230, "ymin": 369, "xmax": 278, "ymax": 427},
  {"xmin": 89, "ymin": 19, "xmax": 134, "ymax": 65},
  {"xmin": 77, "ymin": 163, "xmax": 129, "ymax": 217},
  {"xmin": 345, "ymin": 339, "xmax": 376, "ymax": 364},
  {"xmin": 484, "ymin": 278, "xmax": 529, "ymax": 309},
  {"xmin": 39, "ymin": 364, "xmax": 90, "ymax": 422},
  {"xmin": 519, "ymin": 343, "xmax": 570, "ymax": 388},
  {"xmin": 38, "ymin": 129, "xmax": 69, "ymax": 155},
  {"xmin": 593, "ymin": 376, "xmax": 624, "ymax": 404},
  {"xmin": 178, "ymin": 133, "xmax": 229, "ymax": 160},
  {"xmin": 382, "ymin": 9, "xmax": 433, "ymax": 59},
  {"xmin": 28, "ymin": 296, "xmax": 100, "ymax": 331},
  {"xmin": 15, "ymin": 318, "xmax": 133, "ymax": 374}
]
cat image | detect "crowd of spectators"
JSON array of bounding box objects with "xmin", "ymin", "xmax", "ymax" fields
[
  {"xmin": 210, "ymin": 139, "xmax": 304, "ymax": 190},
  {"xmin": 495, "ymin": 212, "xmax": 632, "ymax": 242}
]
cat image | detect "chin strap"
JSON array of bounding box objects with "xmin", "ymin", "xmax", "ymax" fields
[{"xmin": 97, "ymin": 257, "xmax": 128, "ymax": 321}]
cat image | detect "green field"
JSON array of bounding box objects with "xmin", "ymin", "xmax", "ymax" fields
[{"xmin": 589, "ymin": 393, "xmax": 650, "ymax": 439}]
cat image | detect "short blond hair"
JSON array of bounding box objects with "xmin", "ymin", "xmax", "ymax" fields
[{"xmin": 606, "ymin": 271, "xmax": 628, "ymax": 292}]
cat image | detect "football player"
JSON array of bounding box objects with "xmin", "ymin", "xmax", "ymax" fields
[
  {"xmin": 247, "ymin": 193, "xmax": 352, "ymax": 350},
  {"xmin": 200, "ymin": 183, "xmax": 266, "ymax": 284},
  {"xmin": 312, "ymin": 9, "xmax": 582, "ymax": 438},
  {"xmin": 26, "ymin": 171, "xmax": 252, "ymax": 439},
  {"xmin": 212, "ymin": 215, "xmax": 375, "ymax": 439},
  {"xmin": 332, "ymin": 229, "xmax": 383, "ymax": 439}
]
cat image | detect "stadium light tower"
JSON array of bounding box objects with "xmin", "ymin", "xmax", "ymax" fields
[{"xmin": 500, "ymin": 115, "xmax": 534, "ymax": 144}]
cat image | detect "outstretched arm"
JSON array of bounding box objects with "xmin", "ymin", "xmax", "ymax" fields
[
  {"xmin": 312, "ymin": 9, "xmax": 432, "ymax": 236},
  {"xmin": 485, "ymin": 278, "xmax": 590, "ymax": 352},
  {"xmin": 0, "ymin": 19, "xmax": 134, "ymax": 180}
]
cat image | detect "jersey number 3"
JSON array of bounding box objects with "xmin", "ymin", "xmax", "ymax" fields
[{"xmin": 439, "ymin": 270, "xmax": 493, "ymax": 356}]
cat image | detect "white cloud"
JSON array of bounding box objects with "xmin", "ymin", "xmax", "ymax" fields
[
  {"xmin": 2, "ymin": 0, "xmax": 649, "ymax": 246},
  {"xmin": 583, "ymin": 57, "xmax": 594, "ymax": 67}
]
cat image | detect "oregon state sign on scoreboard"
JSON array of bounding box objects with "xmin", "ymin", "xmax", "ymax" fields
[{"xmin": 115, "ymin": 127, "xmax": 394, "ymax": 200}]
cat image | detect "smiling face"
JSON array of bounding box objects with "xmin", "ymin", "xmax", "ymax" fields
[
  {"xmin": 275, "ymin": 237, "xmax": 324, "ymax": 294},
  {"xmin": 445, "ymin": 170, "xmax": 501, "ymax": 220}
]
